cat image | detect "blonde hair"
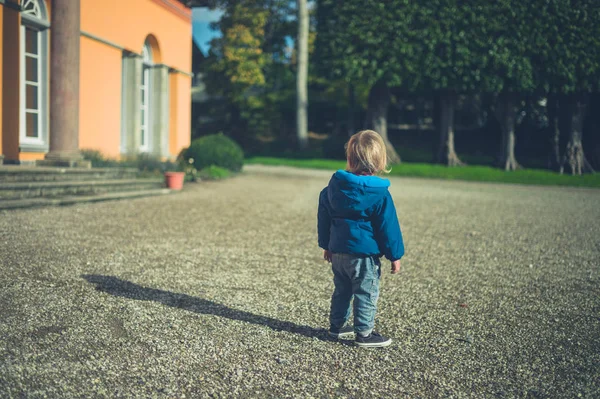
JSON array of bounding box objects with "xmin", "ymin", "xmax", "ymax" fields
[{"xmin": 345, "ymin": 130, "xmax": 390, "ymax": 175}]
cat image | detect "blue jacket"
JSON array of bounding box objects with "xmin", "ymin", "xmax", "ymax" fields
[{"xmin": 318, "ymin": 170, "xmax": 404, "ymax": 261}]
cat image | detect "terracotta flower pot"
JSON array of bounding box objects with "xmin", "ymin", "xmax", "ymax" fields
[{"xmin": 164, "ymin": 172, "xmax": 185, "ymax": 190}]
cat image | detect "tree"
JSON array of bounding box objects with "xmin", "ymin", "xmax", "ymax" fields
[
  {"xmin": 563, "ymin": 94, "xmax": 594, "ymax": 175},
  {"xmin": 493, "ymin": 93, "xmax": 522, "ymax": 170},
  {"xmin": 204, "ymin": 0, "xmax": 298, "ymax": 148},
  {"xmin": 315, "ymin": 0, "xmax": 418, "ymax": 163},
  {"xmin": 410, "ymin": 0, "xmax": 494, "ymax": 166},
  {"xmin": 365, "ymin": 79, "xmax": 400, "ymax": 162},
  {"xmin": 296, "ymin": 0, "xmax": 309, "ymax": 149},
  {"xmin": 546, "ymin": 94, "xmax": 562, "ymax": 171},
  {"xmin": 481, "ymin": 0, "xmax": 535, "ymax": 171},
  {"xmin": 558, "ymin": 2, "xmax": 600, "ymax": 175},
  {"xmin": 204, "ymin": 1, "xmax": 269, "ymax": 142},
  {"xmin": 530, "ymin": 0, "xmax": 600, "ymax": 174},
  {"xmin": 209, "ymin": 2, "xmax": 269, "ymax": 92},
  {"xmin": 411, "ymin": 2, "xmax": 455, "ymax": 165}
]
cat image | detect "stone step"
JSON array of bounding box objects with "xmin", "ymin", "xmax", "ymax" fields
[
  {"xmin": 0, "ymin": 166, "xmax": 140, "ymax": 183},
  {"xmin": 0, "ymin": 178, "xmax": 164, "ymax": 200},
  {"xmin": 0, "ymin": 188, "xmax": 172, "ymax": 210}
]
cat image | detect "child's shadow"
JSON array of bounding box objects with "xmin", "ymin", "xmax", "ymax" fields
[{"xmin": 82, "ymin": 274, "xmax": 350, "ymax": 344}]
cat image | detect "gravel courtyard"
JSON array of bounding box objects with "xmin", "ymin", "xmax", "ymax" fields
[{"xmin": 1, "ymin": 165, "xmax": 599, "ymax": 398}]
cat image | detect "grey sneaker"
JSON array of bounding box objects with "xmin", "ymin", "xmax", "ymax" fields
[
  {"xmin": 328, "ymin": 325, "xmax": 355, "ymax": 339},
  {"xmin": 355, "ymin": 332, "xmax": 392, "ymax": 348}
]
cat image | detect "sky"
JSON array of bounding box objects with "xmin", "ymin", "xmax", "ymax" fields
[{"xmin": 192, "ymin": 7, "xmax": 224, "ymax": 55}]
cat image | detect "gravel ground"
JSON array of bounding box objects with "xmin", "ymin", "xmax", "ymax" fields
[{"xmin": 1, "ymin": 165, "xmax": 599, "ymax": 398}]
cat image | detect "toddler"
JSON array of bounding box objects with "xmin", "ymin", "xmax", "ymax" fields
[{"xmin": 317, "ymin": 130, "xmax": 404, "ymax": 347}]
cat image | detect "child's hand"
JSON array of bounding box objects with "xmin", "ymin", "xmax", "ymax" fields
[
  {"xmin": 323, "ymin": 250, "xmax": 332, "ymax": 263},
  {"xmin": 391, "ymin": 260, "xmax": 401, "ymax": 274}
]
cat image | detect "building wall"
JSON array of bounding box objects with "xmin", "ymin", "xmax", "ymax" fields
[
  {"xmin": 169, "ymin": 73, "xmax": 192, "ymax": 157},
  {"xmin": 79, "ymin": 35, "xmax": 123, "ymax": 158},
  {"xmin": 1, "ymin": 0, "xmax": 192, "ymax": 163},
  {"xmin": 80, "ymin": 0, "xmax": 192, "ymax": 159},
  {"xmin": 81, "ymin": 0, "xmax": 191, "ymax": 72}
]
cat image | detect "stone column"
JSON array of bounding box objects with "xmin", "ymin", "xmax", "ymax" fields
[
  {"xmin": 2, "ymin": 4, "xmax": 21, "ymax": 163},
  {"xmin": 121, "ymin": 54, "xmax": 142, "ymax": 156},
  {"xmin": 151, "ymin": 65, "xmax": 170, "ymax": 158},
  {"xmin": 0, "ymin": 4, "xmax": 3, "ymax": 165},
  {"xmin": 38, "ymin": 0, "xmax": 89, "ymax": 168}
]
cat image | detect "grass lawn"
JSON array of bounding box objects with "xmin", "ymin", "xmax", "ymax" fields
[{"xmin": 246, "ymin": 157, "xmax": 600, "ymax": 189}]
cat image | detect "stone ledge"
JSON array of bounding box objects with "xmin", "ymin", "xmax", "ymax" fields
[
  {"xmin": 1, "ymin": 178, "xmax": 162, "ymax": 190},
  {"xmin": 36, "ymin": 159, "xmax": 92, "ymax": 169},
  {"xmin": 0, "ymin": 165, "xmax": 138, "ymax": 174},
  {"xmin": 0, "ymin": 188, "xmax": 172, "ymax": 210}
]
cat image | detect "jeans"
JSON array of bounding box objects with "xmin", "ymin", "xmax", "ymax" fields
[{"xmin": 329, "ymin": 253, "xmax": 381, "ymax": 336}]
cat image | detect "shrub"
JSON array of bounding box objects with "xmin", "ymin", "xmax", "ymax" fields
[
  {"xmin": 198, "ymin": 165, "xmax": 231, "ymax": 180},
  {"xmin": 81, "ymin": 149, "xmax": 185, "ymax": 176},
  {"xmin": 183, "ymin": 134, "xmax": 244, "ymax": 172},
  {"xmin": 132, "ymin": 153, "xmax": 166, "ymax": 173},
  {"xmin": 121, "ymin": 153, "xmax": 175, "ymax": 177},
  {"xmin": 81, "ymin": 149, "xmax": 119, "ymax": 168}
]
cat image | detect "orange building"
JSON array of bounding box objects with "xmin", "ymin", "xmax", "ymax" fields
[{"xmin": 0, "ymin": 0, "xmax": 192, "ymax": 165}]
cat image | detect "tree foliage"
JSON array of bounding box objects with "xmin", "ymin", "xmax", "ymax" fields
[
  {"xmin": 529, "ymin": 0, "xmax": 600, "ymax": 94},
  {"xmin": 206, "ymin": 2, "xmax": 270, "ymax": 104},
  {"xmin": 200, "ymin": 0, "xmax": 600, "ymax": 169},
  {"xmin": 316, "ymin": 0, "xmax": 599, "ymax": 94},
  {"xmin": 315, "ymin": 0, "xmax": 415, "ymax": 87},
  {"xmin": 528, "ymin": 0, "xmax": 600, "ymax": 174},
  {"xmin": 315, "ymin": 0, "xmax": 600, "ymax": 169},
  {"xmin": 204, "ymin": 0, "xmax": 297, "ymax": 147}
]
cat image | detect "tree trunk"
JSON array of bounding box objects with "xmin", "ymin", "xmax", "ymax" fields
[
  {"xmin": 347, "ymin": 83, "xmax": 355, "ymax": 136},
  {"xmin": 562, "ymin": 94, "xmax": 595, "ymax": 175},
  {"xmin": 366, "ymin": 79, "xmax": 401, "ymax": 164},
  {"xmin": 437, "ymin": 92, "xmax": 464, "ymax": 166},
  {"xmin": 494, "ymin": 93, "xmax": 520, "ymax": 171},
  {"xmin": 547, "ymin": 94, "xmax": 561, "ymax": 171},
  {"xmin": 296, "ymin": 0, "xmax": 309, "ymax": 149}
]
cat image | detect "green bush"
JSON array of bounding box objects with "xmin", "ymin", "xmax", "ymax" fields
[
  {"xmin": 131, "ymin": 153, "xmax": 166, "ymax": 173},
  {"xmin": 81, "ymin": 149, "xmax": 119, "ymax": 168},
  {"xmin": 81, "ymin": 149, "xmax": 186, "ymax": 176},
  {"xmin": 183, "ymin": 134, "xmax": 244, "ymax": 172},
  {"xmin": 199, "ymin": 165, "xmax": 231, "ymax": 180}
]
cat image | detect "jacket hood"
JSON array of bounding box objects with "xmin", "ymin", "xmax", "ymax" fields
[{"xmin": 327, "ymin": 170, "xmax": 390, "ymax": 214}]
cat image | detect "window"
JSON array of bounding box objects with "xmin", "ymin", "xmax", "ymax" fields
[
  {"xmin": 22, "ymin": 0, "xmax": 43, "ymax": 17},
  {"xmin": 22, "ymin": 27, "xmax": 41, "ymax": 139},
  {"xmin": 140, "ymin": 42, "xmax": 153, "ymax": 153},
  {"xmin": 19, "ymin": 0, "xmax": 49, "ymax": 150}
]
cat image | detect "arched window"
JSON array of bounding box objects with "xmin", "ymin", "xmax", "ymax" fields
[
  {"xmin": 22, "ymin": 0, "xmax": 43, "ymax": 16},
  {"xmin": 140, "ymin": 42, "xmax": 153, "ymax": 153},
  {"xmin": 120, "ymin": 37, "xmax": 167, "ymax": 157},
  {"xmin": 19, "ymin": 0, "xmax": 50, "ymax": 150}
]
